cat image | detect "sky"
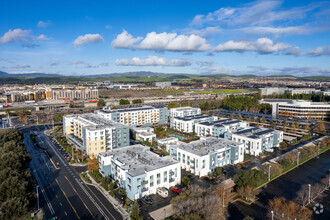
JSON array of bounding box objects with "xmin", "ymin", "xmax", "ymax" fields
[{"xmin": 0, "ymin": 0, "xmax": 329, "ymax": 76}]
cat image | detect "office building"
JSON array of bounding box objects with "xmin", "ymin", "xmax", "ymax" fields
[
  {"xmin": 260, "ymin": 87, "xmax": 328, "ymax": 96},
  {"xmin": 153, "ymin": 82, "xmax": 178, "ymax": 88},
  {"xmin": 170, "ymin": 107, "xmax": 201, "ymax": 118},
  {"xmin": 109, "ymin": 84, "xmax": 139, "ymax": 89},
  {"xmin": 259, "ymin": 99, "xmax": 330, "ymax": 120},
  {"xmin": 169, "ymin": 137, "xmax": 244, "ymax": 177},
  {"xmin": 224, "ymin": 127, "xmax": 283, "ymax": 156},
  {"xmin": 63, "ymin": 113, "xmax": 130, "ymax": 157},
  {"xmin": 95, "ymin": 106, "xmax": 169, "ymax": 126},
  {"xmin": 99, "ymin": 145, "xmax": 181, "ymax": 201},
  {"xmin": 170, "ymin": 114, "xmax": 217, "ymax": 133},
  {"xmin": 195, "ymin": 118, "xmax": 250, "ymax": 138}
]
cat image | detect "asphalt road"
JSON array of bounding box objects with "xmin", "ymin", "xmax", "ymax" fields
[
  {"xmin": 228, "ymin": 149, "xmax": 330, "ymax": 220},
  {"xmin": 22, "ymin": 125, "xmax": 123, "ymax": 220}
]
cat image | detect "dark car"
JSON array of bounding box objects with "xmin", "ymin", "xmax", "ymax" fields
[
  {"xmin": 171, "ymin": 186, "xmax": 180, "ymax": 194},
  {"xmin": 143, "ymin": 195, "xmax": 153, "ymax": 204}
]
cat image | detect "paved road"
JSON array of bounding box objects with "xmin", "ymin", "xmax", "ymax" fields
[
  {"xmin": 22, "ymin": 125, "xmax": 123, "ymax": 220},
  {"xmin": 228, "ymin": 150, "xmax": 330, "ymax": 220}
]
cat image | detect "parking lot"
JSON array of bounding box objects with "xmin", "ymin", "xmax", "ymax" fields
[{"xmin": 46, "ymin": 134, "xmax": 72, "ymax": 163}]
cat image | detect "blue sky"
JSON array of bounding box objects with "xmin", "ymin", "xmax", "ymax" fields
[{"xmin": 0, "ymin": 0, "xmax": 329, "ymax": 76}]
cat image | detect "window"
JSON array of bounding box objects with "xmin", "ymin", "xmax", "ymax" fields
[
  {"xmin": 202, "ymin": 160, "xmax": 205, "ymax": 168},
  {"xmin": 183, "ymin": 154, "xmax": 186, "ymax": 163},
  {"xmin": 164, "ymin": 171, "xmax": 167, "ymax": 182},
  {"xmin": 150, "ymin": 175, "xmax": 154, "ymax": 187},
  {"xmin": 157, "ymin": 173, "xmax": 161, "ymax": 185},
  {"xmin": 175, "ymin": 168, "xmax": 177, "ymax": 177},
  {"xmin": 128, "ymin": 177, "xmax": 131, "ymax": 184},
  {"xmin": 178, "ymin": 152, "xmax": 181, "ymax": 161}
]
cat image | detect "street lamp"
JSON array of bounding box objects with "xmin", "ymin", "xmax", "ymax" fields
[
  {"xmin": 308, "ymin": 184, "xmax": 311, "ymax": 204},
  {"xmin": 271, "ymin": 210, "xmax": 274, "ymax": 220},
  {"xmin": 268, "ymin": 165, "xmax": 272, "ymax": 181},
  {"xmin": 297, "ymin": 151, "xmax": 300, "ymax": 165}
]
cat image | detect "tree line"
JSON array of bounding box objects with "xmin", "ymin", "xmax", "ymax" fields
[
  {"xmin": 220, "ymin": 95, "xmax": 272, "ymax": 113},
  {"xmin": 0, "ymin": 130, "xmax": 35, "ymax": 219}
]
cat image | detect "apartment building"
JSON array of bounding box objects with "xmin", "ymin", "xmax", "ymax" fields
[
  {"xmin": 51, "ymin": 88, "xmax": 98, "ymax": 100},
  {"xmin": 195, "ymin": 118, "xmax": 250, "ymax": 138},
  {"xmin": 98, "ymin": 145, "xmax": 181, "ymax": 201},
  {"xmin": 63, "ymin": 113, "xmax": 130, "ymax": 157},
  {"xmin": 108, "ymin": 84, "xmax": 138, "ymax": 89},
  {"xmin": 157, "ymin": 137, "xmax": 179, "ymax": 151},
  {"xmin": 169, "ymin": 137, "xmax": 244, "ymax": 177},
  {"xmin": 5, "ymin": 91, "xmax": 46, "ymax": 103},
  {"xmin": 224, "ymin": 127, "xmax": 283, "ymax": 156},
  {"xmin": 170, "ymin": 114, "xmax": 217, "ymax": 133},
  {"xmin": 259, "ymin": 99, "xmax": 330, "ymax": 120},
  {"xmin": 170, "ymin": 107, "xmax": 201, "ymax": 118},
  {"xmin": 131, "ymin": 127, "xmax": 156, "ymax": 143},
  {"xmin": 95, "ymin": 106, "xmax": 169, "ymax": 126}
]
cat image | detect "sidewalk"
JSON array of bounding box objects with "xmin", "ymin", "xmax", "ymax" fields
[
  {"xmin": 149, "ymin": 204, "xmax": 174, "ymax": 220},
  {"xmin": 85, "ymin": 171, "xmax": 130, "ymax": 220}
]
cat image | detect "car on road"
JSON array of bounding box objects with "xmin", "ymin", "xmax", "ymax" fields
[
  {"xmin": 142, "ymin": 195, "xmax": 153, "ymax": 204},
  {"xmin": 171, "ymin": 186, "xmax": 180, "ymax": 194}
]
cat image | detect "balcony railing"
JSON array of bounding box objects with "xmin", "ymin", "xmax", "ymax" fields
[
  {"xmin": 142, "ymin": 187, "xmax": 148, "ymax": 192},
  {"xmin": 142, "ymin": 180, "xmax": 148, "ymax": 185},
  {"xmin": 169, "ymin": 178, "xmax": 175, "ymax": 183}
]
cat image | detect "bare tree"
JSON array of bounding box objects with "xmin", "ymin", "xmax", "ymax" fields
[
  {"xmin": 237, "ymin": 185, "xmax": 258, "ymax": 202},
  {"xmin": 295, "ymin": 184, "xmax": 309, "ymax": 206}
]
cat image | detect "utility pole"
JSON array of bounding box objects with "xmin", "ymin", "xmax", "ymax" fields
[
  {"xmin": 268, "ymin": 165, "xmax": 272, "ymax": 181},
  {"xmin": 297, "ymin": 151, "xmax": 300, "ymax": 165},
  {"xmin": 271, "ymin": 210, "xmax": 274, "ymax": 220}
]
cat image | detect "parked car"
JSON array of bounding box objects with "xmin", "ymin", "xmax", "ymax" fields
[
  {"xmin": 157, "ymin": 187, "xmax": 168, "ymax": 198},
  {"xmin": 143, "ymin": 195, "xmax": 153, "ymax": 204},
  {"xmin": 171, "ymin": 186, "xmax": 180, "ymax": 194}
]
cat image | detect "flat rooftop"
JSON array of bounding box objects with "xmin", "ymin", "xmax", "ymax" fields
[
  {"xmin": 100, "ymin": 105, "xmax": 165, "ymax": 113},
  {"xmin": 197, "ymin": 118, "xmax": 243, "ymax": 127},
  {"xmin": 100, "ymin": 145, "xmax": 179, "ymax": 176},
  {"xmin": 233, "ymin": 127, "xmax": 280, "ymax": 139},
  {"xmin": 68, "ymin": 113, "xmax": 127, "ymax": 129},
  {"xmin": 173, "ymin": 114, "xmax": 214, "ymax": 121},
  {"xmin": 171, "ymin": 137, "xmax": 241, "ymax": 156},
  {"xmin": 171, "ymin": 107, "xmax": 199, "ymax": 111}
]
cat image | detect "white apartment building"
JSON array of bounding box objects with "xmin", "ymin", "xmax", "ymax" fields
[
  {"xmin": 63, "ymin": 114, "xmax": 130, "ymax": 157},
  {"xmin": 95, "ymin": 106, "xmax": 169, "ymax": 126},
  {"xmin": 224, "ymin": 127, "xmax": 283, "ymax": 156},
  {"xmin": 170, "ymin": 114, "xmax": 217, "ymax": 133},
  {"xmin": 195, "ymin": 118, "xmax": 250, "ymax": 138},
  {"xmin": 170, "ymin": 107, "xmax": 201, "ymax": 118},
  {"xmin": 259, "ymin": 99, "xmax": 330, "ymax": 120},
  {"xmin": 131, "ymin": 127, "xmax": 156, "ymax": 143},
  {"xmin": 169, "ymin": 137, "xmax": 244, "ymax": 177},
  {"xmin": 99, "ymin": 145, "xmax": 181, "ymax": 201},
  {"xmin": 157, "ymin": 137, "xmax": 179, "ymax": 151}
]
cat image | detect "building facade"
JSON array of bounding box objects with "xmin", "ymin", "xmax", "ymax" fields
[
  {"xmin": 169, "ymin": 137, "xmax": 244, "ymax": 177},
  {"xmin": 224, "ymin": 127, "xmax": 283, "ymax": 156},
  {"xmin": 96, "ymin": 106, "xmax": 169, "ymax": 126},
  {"xmin": 131, "ymin": 127, "xmax": 156, "ymax": 143},
  {"xmin": 51, "ymin": 88, "xmax": 98, "ymax": 100},
  {"xmin": 63, "ymin": 113, "xmax": 130, "ymax": 157},
  {"xmin": 195, "ymin": 118, "xmax": 249, "ymax": 138},
  {"xmin": 99, "ymin": 145, "xmax": 181, "ymax": 201},
  {"xmin": 170, "ymin": 107, "xmax": 201, "ymax": 118},
  {"xmin": 170, "ymin": 114, "xmax": 218, "ymax": 133},
  {"xmin": 259, "ymin": 99, "xmax": 330, "ymax": 120}
]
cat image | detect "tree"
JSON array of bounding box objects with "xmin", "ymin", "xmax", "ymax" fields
[
  {"xmin": 243, "ymin": 216, "xmax": 254, "ymax": 220},
  {"xmin": 234, "ymin": 169, "xmax": 267, "ymax": 188},
  {"xmin": 237, "ymin": 185, "xmax": 258, "ymax": 201},
  {"xmin": 268, "ymin": 197, "xmax": 312, "ymax": 220},
  {"xmin": 132, "ymin": 99, "xmax": 142, "ymax": 104},
  {"xmin": 130, "ymin": 201, "xmax": 141, "ymax": 220},
  {"xmin": 181, "ymin": 176, "xmax": 190, "ymax": 187},
  {"xmin": 87, "ymin": 156, "xmax": 99, "ymax": 171},
  {"xmin": 119, "ymin": 99, "xmax": 130, "ymax": 105},
  {"xmin": 262, "ymin": 163, "xmax": 282, "ymax": 178},
  {"xmin": 53, "ymin": 113, "xmax": 65, "ymax": 122},
  {"xmin": 316, "ymin": 122, "xmax": 326, "ymax": 134},
  {"xmin": 97, "ymin": 99, "xmax": 105, "ymax": 108},
  {"xmin": 168, "ymin": 102, "xmax": 179, "ymax": 109},
  {"xmin": 260, "ymin": 116, "xmax": 266, "ymax": 124},
  {"xmin": 214, "ymin": 185, "xmax": 231, "ymax": 208}
]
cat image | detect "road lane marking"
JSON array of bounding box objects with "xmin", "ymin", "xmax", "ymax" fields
[
  {"xmin": 55, "ymin": 178, "xmax": 80, "ymax": 220},
  {"xmin": 59, "ymin": 202, "xmax": 62, "ymax": 206},
  {"xmin": 65, "ymin": 176, "xmax": 95, "ymax": 219},
  {"xmin": 64, "ymin": 211, "xmax": 67, "ymax": 216}
]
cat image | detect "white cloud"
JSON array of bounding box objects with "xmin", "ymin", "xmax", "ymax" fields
[
  {"xmin": 240, "ymin": 26, "xmax": 311, "ymax": 36},
  {"xmin": 12, "ymin": 64, "xmax": 31, "ymax": 69},
  {"xmin": 196, "ymin": 60, "xmax": 214, "ymax": 67},
  {"xmin": 73, "ymin": 34, "xmax": 104, "ymax": 47},
  {"xmin": 214, "ymin": 37, "xmax": 291, "ymax": 54},
  {"xmin": 36, "ymin": 34, "xmax": 50, "ymax": 40},
  {"xmin": 190, "ymin": 0, "xmax": 318, "ymax": 27},
  {"xmin": 71, "ymin": 60, "xmax": 92, "ymax": 68},
  {"xmin": 308, "ymin": 46, "xmax": 330, "ymax": 56},
  {"xmin": 286, "ymin": 47, "xmax": 303, "ymax": 56},
  {"xmin": 37, "ymin": 20, "xmax": 50, "ymax": 28},
  {"xmin": 0, "ymin": 29, "xmax": 31, "ymax": 44},
  {"xmin": 111, "ymin": 30, "xmax": 142, "ymax": 48},
  {"xmin": 183, "ymin": 26, "xmax": 222, "ymax": 37},
  {"xmin": 115, "ymin": 56, "xmax": 192, "ymax": 67},
  {"xmin": 137, "ymin": 32, "xmax": 211, "ymax": 52}
]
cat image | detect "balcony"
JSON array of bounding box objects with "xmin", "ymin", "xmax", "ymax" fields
[
  {"xmin": 190, "ymin": 164, "xmax": 195, "ymax": 169},
  {"xmin": 142, "ymin": 180, "xmax": 148, "ymax": 185},
  {"xmin": 169, "ymin": 178, "xmax": 175, "ymax": 183},
  {"xmin": 190, "ymin": 159, "xmax": 195, "ymax": 163},
  {"xmin": 142, "ymin": 187, "xmax": 148, "ymax": 192}
]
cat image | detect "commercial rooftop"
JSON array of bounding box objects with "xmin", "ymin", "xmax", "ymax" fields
[
  {"xmin": 100, "ymin": 145, "xmax": 179, "ymax": 176},
  {"xmin": 198, "ymin": 118, "xmax": 243, "ymax": 127},
  {"xmin": 233, "ymin": 127, "xmax": 279, "ymax": 139},
  {"xmin": 173, "ymin": 114, "xmax": 214, "ymax": 121},
  {"xmin": 171, "ymin": 137, "xmax": 241, "ymax": 156}
]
